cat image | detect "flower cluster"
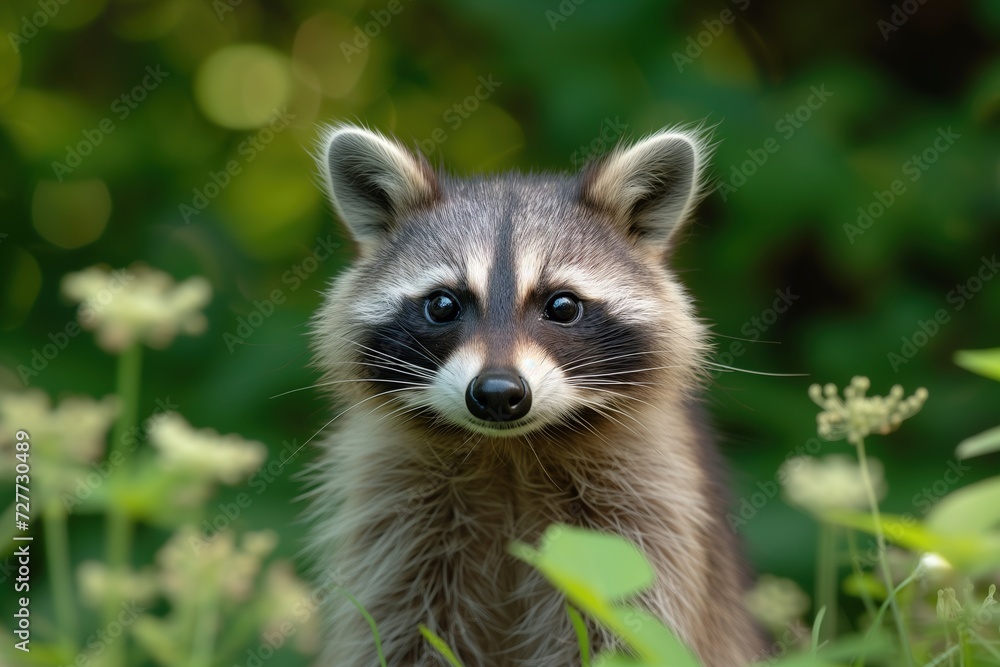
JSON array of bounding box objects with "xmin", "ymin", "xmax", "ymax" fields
[
  {"xmin": 780, "ymin": 455, "xmax": 886, "ymax": 515},
  {"xmin": 150, "ymin": 413, "xmax": 268, "ymax": 486},
  {"xmin": 62, "ymin": 264, "xmax": 212, "ymax": 353},
  {"xmin": 0, "ymin": 390, "xmax": 119, "ymax": 504},
  {"xmin": 745, "ymin": 575, "xmax": 811, "ymax": 633},
  {"xmin": 808, "ymin": 376, "xmax": 928, "ymax": 445},
  {"xmin": 936, "ymin": 583, "xmax": 997, "ymax": 625}
]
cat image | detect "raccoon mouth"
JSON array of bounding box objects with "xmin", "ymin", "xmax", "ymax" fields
[{"xmin": 458, "ymin": 416, "xmax": 540, "ymax": 437}]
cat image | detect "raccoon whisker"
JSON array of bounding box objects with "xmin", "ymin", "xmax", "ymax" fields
[
  {"xmin": 356, "ymin": 350, "xmax": 437, "ymax": 379},
  {"xmin": 271, "ymin": 378, "xmax": 428, "ymax": 399},
  {"xmin": 397, "ymin": 324, "xmax": 444, "ymax": 366},
  {"xmin": 559, "ymin": 349, "xmax": 663, "ymax": 373},
  {"xmin": 301, "ymin": 386, "xmax": 427, "ymax": 448},
  {"xmin": 332, "ymin": 336, "xmax": 438, "ymax": 378},
  {"xmin": 701, "ymin": 362, "xmax": 807, "ymax": 378},
  {"xmin": 356, "ymin": 360, "xmax": 437, "ymax": 382},
  {"xmin": 574, "ymin": 399, "xmax": 645, "ymax": 440},
  {"xmin": 522, "ymin": 430, "xmax": 561, "ymax": 490},
  {"xmin": 570, "ymin": 385, "xmax": 657, "ymax": 410},
  {"xmin": 570, "ymin": 364, "xmax": 687, "ymax": 380}
]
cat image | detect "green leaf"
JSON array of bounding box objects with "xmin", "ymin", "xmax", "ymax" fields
[
  {"xmin": 762, "ymin": 632, "xmax": 895, "ymax": 667},
  {"xmin": 926, "ymin": 476, "xmax": 1000, "ymax": 534},
  {"xmin": 603, "ymin": 606, "xmax": 702, "ymax": 667},
  {"xmin": 842, "ymin": 572, "xmax": 887, "ymax": 601},
  {"xmin": 810, "ymin": 607, "xmax": 826, "ymax": 652},
  {"xmin": 511, "ymin": 525, "xmax": 700, "ymax": 667},
  {"xmin": 954, "ymin": 347, "xmax": 1000, "ymax": 381},
  {"xmin": 957, "ymin": 425, "xmax": 1000, "ymax": 459},
  {"xmin": 594, "ymin": 652, "xmax": 652, "ymax": 667},
  {"xmin": 567, "ymin": 605, "xmax": 591, "ymax": 667},
  {"xmin": 510, "ymin": 524, "xmax": 653, "ymax": 601},
  {"xmin": 824, "ymin": 510, "xmax": 1000, "ymax": 574},
  {"xmin": 420, "ymin": 625, "xmax": 465, "ymax": 667},
  {"xmin": 594, "ymin": 652, "xmax": 649, "ymax": 667}
]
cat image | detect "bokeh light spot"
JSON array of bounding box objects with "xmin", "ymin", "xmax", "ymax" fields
[
  {"xmin": 194, "ymin": 44, "xmax": 293, "ymax": 129},
  {"xmin": 293, "ymin": 12, "xmax": 368, "ymax": 99},
  {"xmin": 0, "ymin": 246, "xmax": 42, "ymax": 331},
  {"xmin": 32, "ymin": 179, "xmax": 112, "ymax": 249}
]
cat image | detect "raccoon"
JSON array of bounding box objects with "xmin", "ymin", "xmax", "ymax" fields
[{"xmin": 305, "ymin": 124, "xmax": 764, "ymax": 666}]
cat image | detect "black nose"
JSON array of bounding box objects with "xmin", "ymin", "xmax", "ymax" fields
[{"xmin": 466, "ymin": 369, "xmax": 532, "ymax": 422}]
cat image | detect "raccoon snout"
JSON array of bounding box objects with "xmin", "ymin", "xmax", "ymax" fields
[{"xmin": 465, "ymin": 370, "xmax": 532, "ymax": 422}]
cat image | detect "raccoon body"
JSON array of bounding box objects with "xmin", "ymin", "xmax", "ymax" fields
[{"xmin": 305, "ymin": 125, "xmax": 763, "ymax": 666}]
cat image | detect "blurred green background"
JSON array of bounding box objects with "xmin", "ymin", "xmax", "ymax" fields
[{"xmin": 0, "ymin": 0, "xmax": 998, "ymax": 662}]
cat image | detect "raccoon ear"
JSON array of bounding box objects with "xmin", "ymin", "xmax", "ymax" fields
[
  {"xmin": 581, "ymin": 129, "xmax": 709, "ymax": 252},
  {"xmin": 317, "ymin": 124, "xmax": 439, "ymax": 245}
]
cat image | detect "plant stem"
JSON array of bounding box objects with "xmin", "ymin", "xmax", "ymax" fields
[
  {"xmin": 189, "ymin": 591, "xmax": 219, "ymax": 667},
  {"xmin": 846, "ymin": 529, "xmax": 878, "ymax": 623},
  {"xmin": 856, "ymin": 437, "xmax": 914, "ymax": 667},
  {"xmin": 43, "ymin": 501, "xmax": 78, "ymax": 650},
  {"xmin": 104, "ymin": 342, "xmax": 143, "ymax": 667},
  {"xmin": 109, "ymin": 343, "xmax": 143, "ymax": 459},
  {"xmin": 816, "ymin": 522, "xmax": 837, "ymax": 643}
]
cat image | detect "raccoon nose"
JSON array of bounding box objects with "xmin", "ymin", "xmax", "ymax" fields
[{"xmin": 466, "ymin": 369, "xmax": 532, "ymax": 422}]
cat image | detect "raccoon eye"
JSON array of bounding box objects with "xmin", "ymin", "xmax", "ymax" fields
[
  {"xmin": 425, "ymin": 290, "xmax": 461, "ymax": 324},
  {"xmin": 543, "ymin": 292, "xmax": 583, "ymax": 325}
]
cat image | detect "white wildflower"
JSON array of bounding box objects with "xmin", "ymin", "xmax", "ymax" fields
[
  {"xmin": 809, "ymin": 376, "xmax": 927, "ymax": 445},
  {"xmin": 745, "ymin": 574, "xmax": 810, "ymax": 632},
  {"xmin": 937, "ymin": 587, "xmax": 962, "ymax": 623},
  {"xmin": 261, "ymin": 560, "xmax": 320, "ymax": 653},
  {"xmin": 0, "ymin": 389, "xmax": 118, "ymax": 471},
  {"xmin": 62, "ymin": 264, "xmax": 211, "ymax": 353},
  {"xmin": 780, "ymin": 455, "xmax": 885, "ymax": 514},
  {"xmin": 77, "ymin": 561, "xmax": 158, "ymax": 608},
  {"xmin": 158, "ymin": 527, "xmax": 276, "ymax": 603},
  {"xmin": 149, "ymin": 413, "xmax": 266, "ymax": 485}
]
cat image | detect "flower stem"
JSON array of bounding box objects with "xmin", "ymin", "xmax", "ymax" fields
[
  {"xmin": 189, "ymin": 591, "xmax": 219, "ymax": 667},
  {"xmin": 815, "ymin": 522, "xmax": 837, "ymax": 643},
  {"xmin": 856, "ymin": 437, "xmax": 913, "ymax": 667},
  {"xmin": 43, "ymin": 501, "xmax": 78, "ymax": 651},
  {"xmin": 109, "ymin": 343, "xmax": 143, "ymax": 458},
  {"xmin": 104, "ymin": 342, "xmax": 143, "ymax": 667},
  {"xmin": 846, "ymin": 529, "xmax": 878, "ymax": 622}
]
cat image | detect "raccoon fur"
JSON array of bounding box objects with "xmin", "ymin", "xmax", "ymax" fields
[{"xmin": 304, "ymin": 124, "xmax": 764, "ymax": 666}]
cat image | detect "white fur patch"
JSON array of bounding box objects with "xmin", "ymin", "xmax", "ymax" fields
[
  {"xmin": 514, "ymin": 246, "xmax": 546, "ymax": 304},
  {"xmin": 546, "ymin": 265, "xmax": 659, "ymax": 324},
  {"xmin": 464, "ymin": 246, "xmax": 493, "ymax": 305}
]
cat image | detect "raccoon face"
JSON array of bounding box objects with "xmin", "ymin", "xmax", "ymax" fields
[{"xmin": 312, "ymin": 124, "xmax": 711, "ymax": 438}]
